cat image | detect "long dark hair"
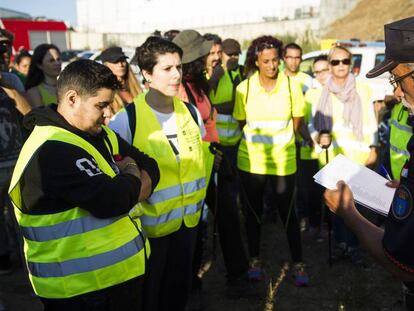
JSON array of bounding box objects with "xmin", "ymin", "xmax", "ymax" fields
[
  {"xmin": 244, "ymin": 35, "xmax": 283, "ymax": 78},
  {"xmin": 25, "ymin": 43, "xmax": 60, "ymax": 90},
  {"xmin": 182, "ymin": 57, "xmax": 209, "ymax": 97}
]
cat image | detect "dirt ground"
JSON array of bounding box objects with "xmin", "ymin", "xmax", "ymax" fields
[{"xmin": 0, "ymin": 214, "xmax": 404, "ymax": 311}]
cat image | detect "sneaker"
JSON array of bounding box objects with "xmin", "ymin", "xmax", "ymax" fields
[
  {"xmin": 247, "ymin": 258, "xmax": 264, "ymax": 282},
  {"xmin": 0, "ymin": 254, "xmax": 12, "ymax": 275},
  {"xmin": 292, "ymin": 262, "xmax": 309, "ymax": 287}
]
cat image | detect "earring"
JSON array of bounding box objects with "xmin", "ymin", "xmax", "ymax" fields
[{"xmin": 147, "ymin": 79, "xmax": 152, "ymax": 83}]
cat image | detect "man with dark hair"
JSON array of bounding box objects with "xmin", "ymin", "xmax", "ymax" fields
[
  {"xmin": 8, "ymin": 59, "xmax": 159, "ymax": 310},
  {"xmin": 203, "ymin": 33, "xmax": 223, "ymax": 78},
  {"xmin": 283, "ymin": 42, "xmax": 313, "ymax": 94},
  {"xmin": 325, "ymin": 16, "xmax": 414, "ymax": 310}
]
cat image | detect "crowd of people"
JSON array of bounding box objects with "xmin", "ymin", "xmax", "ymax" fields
[{"xmin": 0, "ymin": 15, "xmax": 414, "ymax": 311}]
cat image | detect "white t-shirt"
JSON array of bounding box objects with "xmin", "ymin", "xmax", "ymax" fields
[{"xmin": 109, "ymin": 104, "xmax": 205, "ymax": 159}]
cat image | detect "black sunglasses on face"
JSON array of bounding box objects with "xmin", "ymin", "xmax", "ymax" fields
[{"xmin": 330, "ymin": 58, "xmax": 351, "ymax": 66}]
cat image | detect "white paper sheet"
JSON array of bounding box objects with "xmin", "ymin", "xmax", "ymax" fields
[{"xmin": 313, "ymin": 154, "xmax": 395, "ymax": 216}]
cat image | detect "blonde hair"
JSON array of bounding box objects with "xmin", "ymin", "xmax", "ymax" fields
[
  {"xmin": 110, "ymin": 63, "xmax": 142, "ymax": 114},
  {"xmin": 328, "ymin": 45, "xmax": 352, "ymax": 61}
]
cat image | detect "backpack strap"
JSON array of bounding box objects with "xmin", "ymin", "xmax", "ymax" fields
[
  {"xmin": 125, "ymin": 103, "xmax": 136, "ymax": 142},
  {"xmin": 184, "ymin": 102, "xmax": 199, "ymax": 126}
]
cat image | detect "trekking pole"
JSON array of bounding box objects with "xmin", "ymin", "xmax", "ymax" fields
[{"xmin": 319, "ymin": 130, "xmax": 333, "ymax": 267}]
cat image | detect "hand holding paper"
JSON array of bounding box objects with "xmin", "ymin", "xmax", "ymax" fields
[{"xmin": 314, "ymin": 154, "xmax": 395, "ymax": 216}]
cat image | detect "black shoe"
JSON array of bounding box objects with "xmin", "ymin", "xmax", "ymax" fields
[{"xmin": 0, "ymin": 254, "xmax": 12, "ymax": 275}]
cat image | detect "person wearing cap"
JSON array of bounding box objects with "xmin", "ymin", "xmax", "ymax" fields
[
  {"xmin": 100, "ymin": 46, "xmax": 142, "ymax": 122},
  {"xmin": 324, "ymin": 16, "xmax": 414, "ymax": 309},
  {"xmin": 109, "ymin": 36, "xmax": 206, "ymax": 311},
  {"xmin": 234, "ymin": 35, "xmax": 310, "ymax": 286},
  {"xmin": 206, "ymin": 36, "xmax": 250, "ymax": 285},
  {"xmin": 26, "ymin": 44, "xmax": 62, "ymax": 107}
]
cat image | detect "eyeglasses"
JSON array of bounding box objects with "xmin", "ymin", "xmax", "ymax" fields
[
  {"xmin": 313, "ymin": 68, "xmax": 329, "ymax": 75},
  {"xmin": 389, "ymin": 70, "xmax": 414, "ymax": 91},
  {"xmin": 330, "ymin": 58, "xmax": 351, "ymax": 66}
]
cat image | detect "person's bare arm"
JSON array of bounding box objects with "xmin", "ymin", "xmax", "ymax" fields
[
  {"xmin": 365, "ymin": 146, "xmax": 378, "ymax": 169},
  {"xmin": 238, "ymin": 120, "xmax": 246, "ymax": 131},
  {"xmin": 1, "ymin": 87, "xmax": 32, "ymax": 115},
  {"xmin": 324, "ymin": 181, "xmax": 414, "ymax": 282},
  {"xmin": 26, "ymin": 87, "xmax": 44, "ymax": 108}
]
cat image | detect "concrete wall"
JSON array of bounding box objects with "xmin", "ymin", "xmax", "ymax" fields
[{"xmin": 69, "ymin": 17, "xmax": 319, "ymax": 50}]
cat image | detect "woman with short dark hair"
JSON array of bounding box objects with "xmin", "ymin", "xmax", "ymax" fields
[{"xmin": 109, "ymin": 36, "xmax": 206, "ymax": 311}]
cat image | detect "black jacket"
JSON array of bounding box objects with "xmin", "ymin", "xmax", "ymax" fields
[{"xmin": 19, "ymin": 106, "xmax": 160, "ymax": 218}]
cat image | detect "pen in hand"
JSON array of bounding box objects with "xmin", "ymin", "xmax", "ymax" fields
[{"xmin": 379, "ymin": 164, "xmax": 392, "ymax": 181}]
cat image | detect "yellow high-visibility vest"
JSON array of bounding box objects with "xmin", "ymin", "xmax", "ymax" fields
[
  {"xmin": 233, "ymin": 71, "xmax": 305, "ymax": 176},
  {"xmin": 8, "ymin": 125, "xmax": 149, "ymax": 299},
  {"xmin": 389, "ymin": 102, "xmax": 411, "ymax": 180},
  {"xmin": 131, "ymin": 94, "xmax": 206, "ymax": 237},
  {"xmin": 209, "ymin": 66, "xmax": 243, "ymax": 146}
]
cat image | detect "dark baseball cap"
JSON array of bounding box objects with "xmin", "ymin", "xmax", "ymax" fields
[
  {"xmin": 173, "ymin": 30, "xmax": 213, "ymax": 64},
  {"xmin": 366, "ymin": 16, "xmax": 414, "ymax": 78},
  {"xmin": 222, "ymin": 38, "xmax": 241, "ymax": 55},
  {"xmin": 100, "ymin": 47, "xmax": 128, "ymax": 63}
]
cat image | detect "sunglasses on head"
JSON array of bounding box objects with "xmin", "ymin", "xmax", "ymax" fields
[{"xmin": 330, "ymin": 58, "xmax": 351, "ymax": 66}]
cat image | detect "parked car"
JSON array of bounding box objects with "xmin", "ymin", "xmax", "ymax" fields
[{"xmin": 301, "ymin": 46, "xmax": 393, "ymax": 101}]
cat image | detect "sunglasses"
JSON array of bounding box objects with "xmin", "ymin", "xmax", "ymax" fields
[
  {"xmin": 313, "ymin": 68, "xmax": 329, "ymax": 75},
  {"xmin": 389, "ymin": 70, "xmax": 414, "ymax": 91},
  {"xmin": 330, "ymin": 58, "xmax": 351, "ymax": 66}
]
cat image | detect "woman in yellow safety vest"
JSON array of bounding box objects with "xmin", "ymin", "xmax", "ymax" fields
[
  {"xmin": 312, "ymin": 45, "xmax": 377, "ymax": 264},
  {"xmin": 233, "ymin": 35, "xmax": 311, "ymax": 286},
  {"xmin": 109, "ymin": 36, "xmax": 206, "ymax": 311},
  {"xmin": 25, "ymin": 44, "xmax": 61, "ymax": 107}
]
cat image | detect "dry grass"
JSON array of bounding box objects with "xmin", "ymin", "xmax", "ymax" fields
[{"xmin": 325, "ymin": 0, "xmax": 414, "ymax": 40}]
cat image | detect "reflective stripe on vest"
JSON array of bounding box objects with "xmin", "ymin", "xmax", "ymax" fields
[
  {"xmin": 247, "ymin": 120, "xmax": 289, "ymax": 130},
  {"xmin": 390, "ymin": 144, "xmax": 411, "ymax": 157},
  {"xmin": 141, "ymin": 200, "xmax": 203, "ymax": 227},
  {"xmin": 21, "ymin": 214, "xmax": 125, "ymax": 242},
  {"xmin": 147, "ymin": 177, "xmax": 206, "ymax": 205},
  {"xmin": 390, "ymin": 118, "xmax": 412, "ymax": 134},
  {"xmin": 29, "ymin": 233, "xmax": 146, "ymax": 278},
  {"xmin": 243, "ymin": 131, "xmax": 293, "ymax": 145}
]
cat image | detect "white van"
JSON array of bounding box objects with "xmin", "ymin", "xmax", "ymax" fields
[{"xmin": 301, "ymin": 46, "xmax": 393, "ymax": 101}]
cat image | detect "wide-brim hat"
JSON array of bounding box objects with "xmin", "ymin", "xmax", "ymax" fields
[
  {"xmin": 367, "ymin": 16, "xmax": 414, "ymax": 78},
  {"xmin": 173, "ymin": 30, "xmax": 213, "ymax": 64}
]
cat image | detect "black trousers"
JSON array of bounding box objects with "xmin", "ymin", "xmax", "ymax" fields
[
  {"xmin": 215, "ymin": 145, "xmax": 249, "ymax": 279},
  {"xmin": 296, "ymin": 159, "xmax": 324, "ymax": 227},
  {"xmin": 239, "ymin": 171, "xmax": 302, "ymax": 262},
  {"xmin": 144, "ymin": 225, "xmax": 198, "ymax": 311},
  {"xmin": 41, "ymin": 276, "xmax": 144, "ymax": 311}
]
